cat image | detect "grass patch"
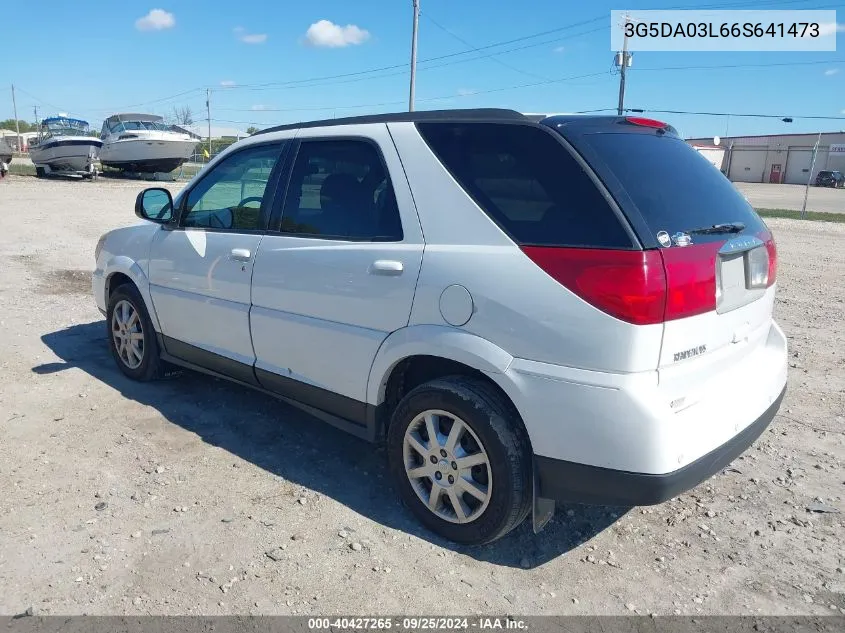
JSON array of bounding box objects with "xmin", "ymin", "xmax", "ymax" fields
[
  {"xmin": 756, "ymin": 208, "xmax": 845, "ymax": 223},
  {"xmin": 9, "ymin": 163, "xmax": 36, "ymax": 176}
]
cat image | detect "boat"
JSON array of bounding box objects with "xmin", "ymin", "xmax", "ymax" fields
[
  {"xmin": 99, "ymin": 113, "xmax": 198, "ymax": 173},
  {"xmin": 29, "ymin": 117, "xmax": 102, "ymax": 178}
]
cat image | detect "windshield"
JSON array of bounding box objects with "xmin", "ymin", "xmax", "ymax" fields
[
  {"xmin": 45, "ymin": 118, "xmax": 89, "ymax": 136},
  {"xmin": 572, "ymin": 132, "xmax": 768, "ymax": 244},
  {"xmin": 110, "ymin": 120, "xmax": 169, "ymax": 133}
]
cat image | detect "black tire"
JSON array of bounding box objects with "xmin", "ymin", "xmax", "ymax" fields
[
  {"xmin": 106, "ymin": 283, "xmax": 163, "ymax": 381},
  {"xmin": 35, "ymin": 167, "xmax": 45, "ymax": 178},
  {"xmin": 387, "ymin": 376, "xmax": 533, "ymax": 545}
]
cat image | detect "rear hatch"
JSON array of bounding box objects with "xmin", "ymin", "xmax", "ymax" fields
[{"xmin": 547, "ymin": 116, "xmax": 777, "ymax": 374}]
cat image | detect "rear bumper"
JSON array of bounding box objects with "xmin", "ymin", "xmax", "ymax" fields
[{"xmin": 535, "ymin": 384, "xmax": 785, "ymax": 506}]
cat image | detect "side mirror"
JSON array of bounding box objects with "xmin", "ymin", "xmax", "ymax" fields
[{"xmin": 135, "ymin": 188, "xmax": 174, "ymax": 223}]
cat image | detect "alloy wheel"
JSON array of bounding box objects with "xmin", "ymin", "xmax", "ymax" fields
[
  {"xmin": 111, "ymin": 299, "xmax": 144, "ymax": 369},
  {"xmin": 402, "ymin": 409, "xmax": 492, "ymax": 524}
]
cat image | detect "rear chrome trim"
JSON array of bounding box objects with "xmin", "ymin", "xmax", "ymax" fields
[{"xmin": 718, "ymin": 235, "xmax": 764, "ymax": 255}]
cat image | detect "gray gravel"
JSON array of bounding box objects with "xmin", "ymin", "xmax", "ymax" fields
[{"xmin": 0, "ymin": 175, "xmax": 843, "ymax": 616}]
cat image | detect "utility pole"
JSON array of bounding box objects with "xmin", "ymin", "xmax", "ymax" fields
[
  {"xmin": 615, "ymin": 15, "xmax": 632, "ymax": 115},
  {"xmin": 408, "ymin": 0, "xmax": 420, "ymax": 112},
  {"xmin": 11, "ymin": 84, "xmax": 21, "ymax": 153},
  {"xmin": 206, "ymin": 88, "xmax": 211, "ymax": 160},
  {"xmin": 800, "ymin": 132, "xmax": 822, "ymax": 220}
]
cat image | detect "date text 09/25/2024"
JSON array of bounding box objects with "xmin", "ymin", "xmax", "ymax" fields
[{"xmin": 307, "ymin": 618, "xmax": 528, "ymax": 630}]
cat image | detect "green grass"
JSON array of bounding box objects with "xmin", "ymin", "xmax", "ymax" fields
[
  {"xmin": 9, "ymin": 163, "xmax": 36, "ymax": 176},
  {"xmin": 756, "ymin": 208, "xmax": 845, "ymax": 223}
]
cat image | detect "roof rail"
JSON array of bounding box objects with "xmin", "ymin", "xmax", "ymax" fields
[{"xmin": 254, "ymin": 108, "xmax": 528, "ymax": 135}]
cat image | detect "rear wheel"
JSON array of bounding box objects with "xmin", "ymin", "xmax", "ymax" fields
[
  {"xmin": 107, "ymin": 283, "xmax": 163, "ymax": 381},
  {"xmin": 35, "ymin": 166, "xmax": 45, "ymax": 178},
  {"xmin": 387, "ymin": 376, "xmax": 532, "ymax": 545}
]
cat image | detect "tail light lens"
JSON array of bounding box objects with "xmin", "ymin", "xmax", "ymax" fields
[
  {"xmin": 761, "ymin": 231, "xmax": 777, "ymax": 286},
  {"xmin": 660, "ymin": 243, "xmax": 720, "ymax": 320},
  {"xmin": 520, "ymin": 247, "xmax": 667, "ymax": 325},
  {"xmin": 521, "ymin": 244, "xmax": 721, "ymax": 325}
]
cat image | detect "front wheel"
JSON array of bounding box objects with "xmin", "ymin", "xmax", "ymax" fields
[
  {"xmin": 107, "ymin": 284, "xmax": 163, "ymax": 381},
  {"xmin": 387, "ymin": 376, "xmax": 533, "ymax": 545}
]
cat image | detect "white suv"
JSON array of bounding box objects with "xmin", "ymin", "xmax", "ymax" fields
[{"xmin": 93, "ymin": 109, "xmax": 788, "ymax": 545}]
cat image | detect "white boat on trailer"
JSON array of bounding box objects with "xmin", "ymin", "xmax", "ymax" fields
[
  {"xmin": 99, "ymin": 113, "xmax": 198, "ymax": 174},
  {"xmin": 30, "ymin": 117, "xmax": 101, "ymax": 179}
]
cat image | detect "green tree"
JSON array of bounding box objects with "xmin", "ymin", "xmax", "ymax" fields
[
  {"xmin": 246, "ymin": 126, "xmax": 259, "ymax": 135},
  {"xmin": 0, "ymin": 119, "xmax": 34, "ymax": 133}
]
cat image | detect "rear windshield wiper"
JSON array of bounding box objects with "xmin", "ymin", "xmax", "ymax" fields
[{"xmin": 684, "ymin": 222, "xmax": 745, "ymax": 235}]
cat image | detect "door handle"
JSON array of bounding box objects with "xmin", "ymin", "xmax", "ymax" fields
[
  {"xmin": 369, "ymin": 260, "xmax": 404, "ymax": 276},
  {"xmin": 229, "ymin": 248, "xmax": 252, "ymax": 262}
]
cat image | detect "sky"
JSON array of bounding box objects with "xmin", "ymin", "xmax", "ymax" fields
[{"xmin": 1, "ymin": 0, "xmax": 843, "ymax": 139}]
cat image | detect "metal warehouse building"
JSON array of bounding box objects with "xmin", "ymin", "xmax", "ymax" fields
[{"xmin": 686, "ymin": 132, "xmax": 845, "ymax": 185}]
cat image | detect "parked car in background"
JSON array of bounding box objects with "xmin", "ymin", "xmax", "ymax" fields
[
  {"xmin": 815, "ymin": 170, "xmax": 845, "ymax": 188},
  {"xmin": 92, "ymin": 108, "xmax": 787, "ymax": 544}
]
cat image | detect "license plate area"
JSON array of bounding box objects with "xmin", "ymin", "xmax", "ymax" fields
[{"xmin": 716, "ymin": 237, "xmax": 768, "ymax": 314}]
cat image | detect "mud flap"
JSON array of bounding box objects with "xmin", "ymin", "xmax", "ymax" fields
[{"xmin": 532, "ymin": 461, "xmax": 555, "ymax": 533}]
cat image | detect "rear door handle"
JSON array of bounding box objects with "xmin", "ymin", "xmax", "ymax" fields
[
  {"xmin": 229, "ymin": 248, "xmax": 252, "ymax": 262},
  {"xmin": 369, "ymin": 260, "xmax": 404, "ymax": 276}
]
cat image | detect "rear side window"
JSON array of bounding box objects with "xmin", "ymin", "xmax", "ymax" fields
[
  {"xmin": 416, "ymin": 122, "xmax": 633, "ymax": 248},
  {"xmin": 576, "ymin": 132, "xmax": 768, "ymax": 243}
]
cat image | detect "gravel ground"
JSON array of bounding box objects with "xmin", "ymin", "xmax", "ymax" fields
[{"xmin": 0, "ymin": 175, "xmax": 843, "ymax": 617}]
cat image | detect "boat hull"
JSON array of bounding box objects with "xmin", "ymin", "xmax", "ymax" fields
[
  {"xmin": 100, "ymin": 135, "xmax": 198, "ymax": 173},
  {"xmin": 30, "ymin": 138, "xmax": 101, "ymax": 172}
]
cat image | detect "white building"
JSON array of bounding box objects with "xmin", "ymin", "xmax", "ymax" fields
[
  {"xmin": 686, "ymin": 131, "xmax": 845, "ymax": 185},
  {"xmin": 0, "ymin": 130, "xmax": 38, "ymax": 152}
]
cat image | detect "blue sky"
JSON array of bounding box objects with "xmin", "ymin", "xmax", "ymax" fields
[{"xmin": 2, "ymin": 0, "xmax": 843, "ymax": 138}]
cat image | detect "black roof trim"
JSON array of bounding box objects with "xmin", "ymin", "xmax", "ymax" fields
[{"xmin": 254, "ymin": 108, "xmax": 530, "ymax": 135}]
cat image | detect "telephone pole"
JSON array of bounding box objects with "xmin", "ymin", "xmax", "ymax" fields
[
  {"xmin": 206, "ymin": 88, "xmax": 211, "ymax": 159},
  {"xmin": 615, "ymin": 15, "xmax": 632, "ymax": 115},
  {"xmin": 11, "ymin": 84, "xmax": 21, "ymax": 152},
  {"xmin": 408, "ymin": 0, "xmax": 420, "ymax": 112}
]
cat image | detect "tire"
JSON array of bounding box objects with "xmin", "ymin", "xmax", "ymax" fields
[
  {"xmin": 35, "ymin": 166, "xmax": 45, "ymax": 178},
  {"xmin": 387, "ymin": 376, "xmax": 533, "ymax": 545},
  {"xmin": 106, "ymin": 283, "xmax": 163, "ymax": 381}
]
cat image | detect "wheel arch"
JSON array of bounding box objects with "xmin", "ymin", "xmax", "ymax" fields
[
  {"xmin": 104, "ymin": 257, "xmax": 161, "ymax": 332},
  {"xmin": 367, "ymin": 326, "xmax": 530, "ymax": 445}
]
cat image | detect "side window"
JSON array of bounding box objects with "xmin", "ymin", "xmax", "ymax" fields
[
  {"xmin": 181, "ymin": 143, "xmax": 282, "ymax": 231},
  {"xmin": 416, "ymin": 122, "xmax": 633, "ymax": 248},
  {"xmin": 279, "ymin": 139, "xmax": 403, "ymax": 241}
]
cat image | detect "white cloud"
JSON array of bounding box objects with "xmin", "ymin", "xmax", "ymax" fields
[
  {"xmin": 825, "ymin": 68, "xmax": 840, "ymax": 76},
  {"xmin": 304, "ymin": 20, "xmax": 370, "ymax": 48},
  {"xmin": 234, "ymin": 27, "xmax": 267, "ymax": 44},
  {"xmin": 553, "ymin": 46, "xmax": 565, "ymax": 53},
  {"xmin": 220, "ymin": 80, "xmax": 236, "ymax": 87},
  {"xmin": 250, "ymin": 105, "xmax": 271, "ymax": 111},
  {"xmin": 457, "ymin": 88, "xmax": 477, "ymax": 97},
  {"xmin": 818, "ymin": 22, "xmax": 845, "ymax": 36},
  {"xmin": 135, "ymin": 9, "xmax": 175, "ymax": 31}
]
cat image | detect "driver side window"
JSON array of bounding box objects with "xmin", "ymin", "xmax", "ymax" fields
[{"xmin": 182, "ymin": 143, "xmax": 282, "ymax": 231}]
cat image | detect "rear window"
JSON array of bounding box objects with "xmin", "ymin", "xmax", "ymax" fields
[
  {"xmin": 416, "ymin": 122, "xmax": 633, "ymax": 248},
  {"xmin": 575, "ymin": 132, "xmax": 768, "ymax": 243}
]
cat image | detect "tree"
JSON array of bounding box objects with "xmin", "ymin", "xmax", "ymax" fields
[
  {"xmin": 0, "ymin": 119, "xmax": 34, "ymax": 133},
  {"xmin": 171, "ymin": 106, "xmax": 194, "ymax": 126},
  {"xmin": 246, "ymin": 126, "xmax": 259, "ymax": 135}
]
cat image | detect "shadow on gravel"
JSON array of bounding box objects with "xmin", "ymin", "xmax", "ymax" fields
[{"xmin": 35, "ymin": 321, "xmax": 629, "ymax": 568}]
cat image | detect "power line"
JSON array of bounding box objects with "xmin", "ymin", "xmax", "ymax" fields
[
  {"xmin": 226, "ymin": 15, "xmax": 608, "ymax": 92},
  {"xmin": 628, "ymin": 108, "xmax": 845, "ymax": 120},
  {"xmin": 420, "ymin": 12, "xmax": 552, "ymax": 81}
]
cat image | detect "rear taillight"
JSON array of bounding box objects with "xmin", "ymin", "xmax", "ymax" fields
[
  {"xmin": 521, "ymin": 243, "xmax": 722, "ymax": 325},
  {"xmin": 761, "ymin": 231, "xmax": 777, "ymax": 287},
  {"xmin": 660, "ymin": 243, "xmax": 720, "ymax": 320},
  {"xmin": 520, "ymin": 247, "xmax": 667, "ymax": 325}
]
